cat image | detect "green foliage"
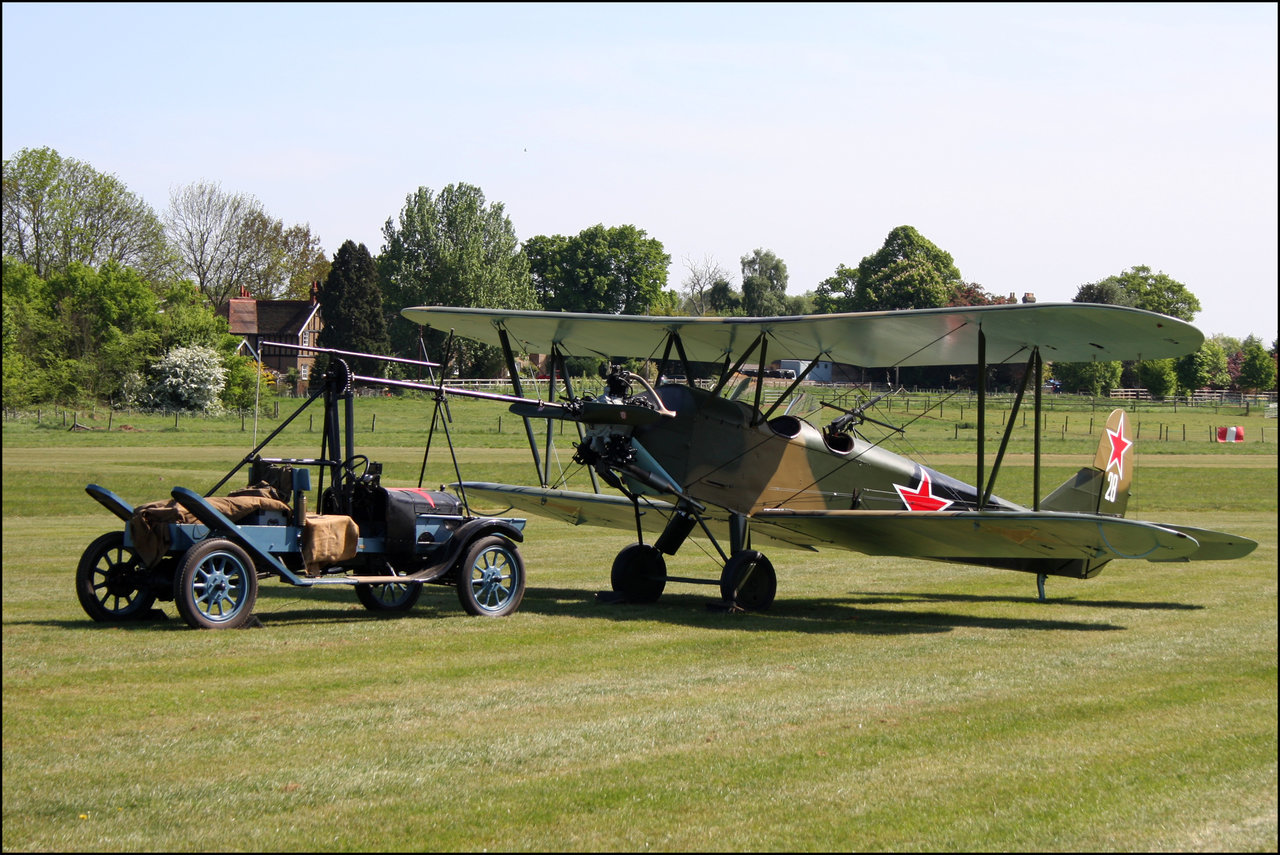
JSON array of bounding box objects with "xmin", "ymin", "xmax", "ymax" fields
[
  {"xmin": 1075, "ymin": 265, "xmax": 1201, "ymax": 321},
  {"xmin": 1237, "ymin": 339, "xmax": 1277, "ymax": 392},
  {"xmin": 2, "ymin": 146, "xmax": 172, "ymax": 282},
  {"xmin": 526, "ymin": 223, "xmax": 670, "ymax": 315},
  {"xmin": 317, "ymin": 241, "xmax": 390, "ymax": 376},
  {"xmin": 739, "ymin": 248, "xmax": 789, "ymax": 316},
  {"xmin": 853, "ymin": 225, "xmax": 962, "ymax": 311},
  {"xmin": 1176, "ymin": 340, "xmax": 1231, "ymax": 392},
  {"xmin": 706, "ymin": 277, "xmax": 742, "ymax": 316},
  {"xmin": 814, "ymin": 263, "xmax": 857, "ymax": 313},
  {"xmin": 1049, "ymin": 359, "xmax": 1123, "ymax": 395},
  {"xmin": 1136, "ymin": 358, "xmax": 1178, "ymax": 398},
  {"xmin": 647, "ymin": 288, "xmax": 682, "ymax": 316},
  {"xmin": 380, "ymin": 183, "xmax": 535, "ymax": 374},
  {"xmin": 2, "ymin": 258, "xmax": 235, "ymax": 407}
]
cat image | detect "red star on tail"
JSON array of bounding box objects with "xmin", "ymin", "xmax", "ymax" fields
[
  {"xmin": 893, "ymin": 469, "xmax": 954, "ymax": 512},
  {"xmin": 1105, "ymin": 413, "xmax": 1133, "ymax": 477}
]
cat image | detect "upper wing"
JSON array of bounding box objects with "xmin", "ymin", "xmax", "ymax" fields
[{"xmin": 401, "ymin": 303, "xmax": 1203, "ymax": 367}]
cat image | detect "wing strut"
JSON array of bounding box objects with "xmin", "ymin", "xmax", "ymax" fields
[
  {"xmin": 761, "ymin": 355, "xmax": 822, "ymax": 423},
  {"xmin": 982, "ymin": 346, "xmax": 1038, "ymax": 508},
  {"xmin": 976, "ymin": 327, "xmax": 986, "ymax": 502},
  {"xmin": 709, "ymin": 333, "xmax": 764, "ymax": 397},
  {"xmin": 497, "ymin": 326, "xmax": 545, "ymax": 486},
  {"xmin": 750, "ymin": 335, "xmax": 769, "ymax": 425}
]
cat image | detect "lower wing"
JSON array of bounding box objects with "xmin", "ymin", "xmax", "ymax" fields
[
  {"xmin": 752, "ymin": 509, "xmax": 1256, "ymax": 562},
  {"xmin": 457, "ymin": 483, "xmax": 1255, "ymax": 565}
]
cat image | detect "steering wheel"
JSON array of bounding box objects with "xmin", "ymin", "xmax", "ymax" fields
[{"xmin": 343, "ymin": 454, "xmax": 369, "ymax": 482}]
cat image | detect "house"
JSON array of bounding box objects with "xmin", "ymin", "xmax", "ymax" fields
[{"xmin": 220, "ymin": 285, "xmax": 324, "ymax": 394}]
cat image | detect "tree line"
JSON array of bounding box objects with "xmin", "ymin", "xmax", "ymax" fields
[{"xmin": 3, "ymin": 145, "xmax": 1275, "ymax": 410}]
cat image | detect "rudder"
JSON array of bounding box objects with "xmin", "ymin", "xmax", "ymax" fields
[{"xmin": 1041, "ymin": 408, "xmax": 1133, "ymax": 517}]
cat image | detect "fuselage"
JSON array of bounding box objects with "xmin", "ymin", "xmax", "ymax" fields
[{"xmin": 625, "ymin": 384, "xmax": 1020, "ymax": 516}]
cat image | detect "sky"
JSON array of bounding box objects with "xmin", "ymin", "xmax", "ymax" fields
[{"xmin": 3, "ymin": 2, "xmax": 1276, "ymax": 343}]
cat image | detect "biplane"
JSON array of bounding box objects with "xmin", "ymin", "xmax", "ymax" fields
[{"xmin": 380, "ymin": 303, "xmax": 1256, "ymax": 609}]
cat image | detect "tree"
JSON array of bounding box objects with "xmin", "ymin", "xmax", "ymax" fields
[
  {"xmin": 138, "ymin": 344, "xmax": 227, "ymax": 413},
  {"xmin": 3, "ymin": 257, "xmax": 234, "ymax": 406},
  {"xmin": 947, "ymin": 282, "xmax": 1015, "ymax": 307},
  {"xmin": 679, "ymin": 255, "xmax": 731, "ymax": 316},
  {"xmin": 317, "ymin": 241, "xmax": 390, "ymax": 377},
  {"xmin": 2, "ymin": 146, "xmax": 171, "ymax": 281},
  {"xmin": 526, "ymin": 223, "xmax": 669, "ymax": 315},
  {"xmin": 1237, "ymin": 338, "xmax": 1277, "ymax": 392},
  {"xmin": 740, "ymin": 248, "xmax": 788, "ymax": 316},
  {"xmin": 814, "ymin": 264, "xmax": 857, "ymax": 314},
  {"xmin": 4, "ymin": 259, "xmax": 158, "ymax": 402},
  {"xmin": 1176, "ymin": 340, "xmax": 1231, "ymax": 393},
  {"xmin": 705, "ymin": 277, "xmax": 742, "ymax": 316},
  {"xmin": 238, "ymin": 212, "xmax": 331, "ymax": 300},
  {"xmin": 1049, "ymin": 360, "xmax": 1123, "ymax": 396},
  {"xmin": 380, "ymin": 183, "xmax": 535, "ymax": 371},
  {"xmin": 1073, "ymin": 265, "xmax": 1201, "ymax": 321},
  {"xmin": 1136, "ymin": 358, "xmax": 1178, "ymax": 398},
  {"xmin": 164, "ymin": 180, "xmax": 267, "ymax": 310},
  {"xmin": 853, "ymin": 226, "xmax": 962, "ymax": 311}
]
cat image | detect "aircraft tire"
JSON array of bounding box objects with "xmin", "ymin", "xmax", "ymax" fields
[
  {"xmin": 610, "ymin": 543, "xmax": 666, "ymax": 603},
  {"xmin": 720, "ymin": 550, "xmax": 776, "ymax": 611}
]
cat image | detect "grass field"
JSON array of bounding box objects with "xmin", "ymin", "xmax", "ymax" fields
[{"xmin": 3, "ymin": 393, "xmax": 1276, "ymax": 851}]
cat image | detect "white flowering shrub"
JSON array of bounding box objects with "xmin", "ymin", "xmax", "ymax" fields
[{"xmin": 142, "ymin": 345, "xmax": 227, "ymax": 413}]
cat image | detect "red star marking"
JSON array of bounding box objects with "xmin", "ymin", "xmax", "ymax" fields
[
  {"xmin": 1105, "ymin": 413, "xmax": 1133, "ymax": 477},
  {"xmin": 894, "ymin": 469, "xmax": 954, "ymax": 512}
]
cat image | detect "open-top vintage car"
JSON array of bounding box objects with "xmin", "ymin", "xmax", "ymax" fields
[{"xmin": 76, "ymin": 355, "xmax": 527, "ymax": 629}]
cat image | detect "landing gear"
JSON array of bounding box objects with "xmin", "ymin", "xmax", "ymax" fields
[
  {"xmin": 610, "ymin": 543, "xmax": 667, "ymax": 603},
  {"xmin": 720, "ymin": 550, "xmax": 776, "ymax": 611}
]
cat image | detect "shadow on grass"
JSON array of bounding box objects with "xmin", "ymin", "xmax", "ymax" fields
[
  {"xmin": 842, "ymin": 590, "xmax": 1205, "ymax": 611},
  {"xmin": 44, "ymin": 579, "xmax": 1166, "ymax": 635},
  {"xmin": 516, "ymin": 586, "xmax": 1130, "ymax": 635}
]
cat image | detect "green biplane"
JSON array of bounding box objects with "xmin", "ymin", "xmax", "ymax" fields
[{"xmin": 381, "ymin": 303, "xmax": 1256, "ymax": 609}]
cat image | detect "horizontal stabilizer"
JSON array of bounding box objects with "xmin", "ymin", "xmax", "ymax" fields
[{"xmin": 1143, "ymin": 524, "xmax": 1258, "ymax": 561}]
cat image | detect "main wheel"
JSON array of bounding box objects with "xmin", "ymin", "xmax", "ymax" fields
[
  {"xmin": 456, "ymin": 536, "xmax": 525, "ymax": 617},
  {"xmin": 355, "ymin": 564, "xmax": 423, "ymax": 612},
  {"xmin": 611, "ymin": 543, "xmax": 666, "ymax": 604},
  {"xmin": 720, "ymin": 550, "xmax": 776, "ymax": 611},
  {"xmin": 174, "ymin": 538, "xmax": 259, "ymax": 629},
  {"xmin": 76, "ymin": 531, "xmax": 156, "ymax": 621}
]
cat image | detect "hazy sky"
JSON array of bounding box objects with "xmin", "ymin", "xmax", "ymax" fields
[{"xmin": 4, "ymin": 2, "xmax": 1276, "ymax": 342}]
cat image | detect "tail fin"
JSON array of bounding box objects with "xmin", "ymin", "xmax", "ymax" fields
[{"xmin": 1041, "ymin": 408, "xmax": 1133, "ymax": 516}]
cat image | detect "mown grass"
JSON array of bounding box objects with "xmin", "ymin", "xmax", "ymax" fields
[{"xmin": 2, "ymin": 392, "xmax": 1276, "ymax": 851}]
